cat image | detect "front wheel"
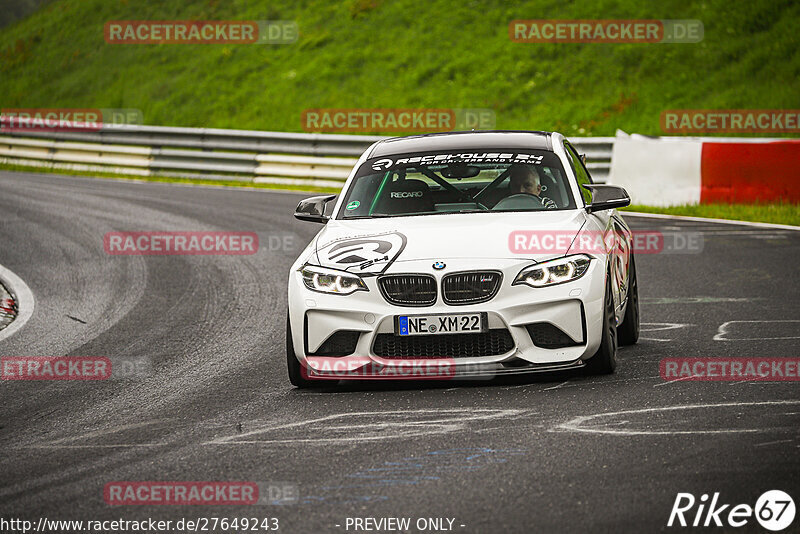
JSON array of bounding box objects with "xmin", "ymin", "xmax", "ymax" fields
[
  {"xmin": 617, "ymin": 254, "xmax": 639, "ymax": 346},
  {"xmin": 286, "ymin": 312, "xmax": 312, "ymax": 388},
  {"xmin": 585, "ymin": 275, "xmax": 618, "ymax": 375}
]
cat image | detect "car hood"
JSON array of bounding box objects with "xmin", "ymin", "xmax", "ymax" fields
[{"xmin": 311, "ymin": 210, "xmax": 588, "ymax": 275}]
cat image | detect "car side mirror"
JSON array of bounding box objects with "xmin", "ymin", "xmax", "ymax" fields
[
  {"xmin": 582, "ymin": 184, "xmax": 631, "ymax": 213},
  {"xmin": 294, "ymin": 194, "xmax": 336, "ymax": 223}
]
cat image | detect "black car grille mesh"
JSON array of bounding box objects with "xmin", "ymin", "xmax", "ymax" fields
[
  {"xmin": 442, "ymin": 271, "xmax": 502, "ymax": 305},
  {"xmin": 373, "ymin": 329, "xmax": 514, "ymax": 359},
  {"xmin": 378, "ymin": 274, "xmax": 437, "ymax": 306}
]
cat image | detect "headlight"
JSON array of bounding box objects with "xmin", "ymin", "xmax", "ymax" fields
[
  {"xmin": 300, "ymin": 264, "xmax": 368, "ymax": 295},
  {"xmin": 513, "ymin": 255, "xmax": 592, "ymax": 288}
]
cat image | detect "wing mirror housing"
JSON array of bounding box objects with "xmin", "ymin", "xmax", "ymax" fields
[
  {"xmin": 582, "ymin": 184, "xmax": 631, "ymax": 213},
  {"xmin": 294, "ymin": 194, "xmax": 337, "ymax": 223}
]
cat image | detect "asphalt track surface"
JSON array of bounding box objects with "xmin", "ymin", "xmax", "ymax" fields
[{"xmin": 0, "ymin": 170, "xmax": 798, "ymax": 533}]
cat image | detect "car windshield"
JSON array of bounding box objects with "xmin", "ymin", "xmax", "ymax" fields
[{"xmin": 338, "ymin": 148, "xmax": 576, "ymax": 219}]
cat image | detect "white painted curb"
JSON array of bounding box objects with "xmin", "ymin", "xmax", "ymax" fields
[
  {"xmin": 623, "ymin": 211, "xmax": 800, "ymax": 231},
  {"xmin": 0, "ymin": 263, "xmax": 35, "ymax": 342}
]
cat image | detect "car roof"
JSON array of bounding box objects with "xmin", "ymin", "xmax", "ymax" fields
[{"xmin": 367, "ymin": 130, "xmax": 554, "ymax": 158}]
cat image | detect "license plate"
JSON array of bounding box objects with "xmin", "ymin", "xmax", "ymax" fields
[{"xmin": 396, "ymin": 313, "xmax": 487, "ymax": 336}]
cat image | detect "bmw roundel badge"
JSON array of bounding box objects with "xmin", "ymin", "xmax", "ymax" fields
[{"xmin": 432, "ymin": 261, "xmax": 446, "ymax": 270}]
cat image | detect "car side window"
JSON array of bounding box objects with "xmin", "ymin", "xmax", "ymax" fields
[{"xmin": 565, "ymin": 142, "xmax": 593, "ymax": 205}]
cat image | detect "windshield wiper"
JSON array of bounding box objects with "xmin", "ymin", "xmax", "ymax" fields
[{"xmin": 345, "ymin": 214, "xmax": 394, "ymax": 219}]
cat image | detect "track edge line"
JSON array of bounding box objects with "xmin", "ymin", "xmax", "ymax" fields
[
  {"xmin": 623, "ymin": 211, "xmax": 800, "ymax": 231},
  {"xmin": 0, "ymin": 263, "xmax": 35, "ymax": 342}
]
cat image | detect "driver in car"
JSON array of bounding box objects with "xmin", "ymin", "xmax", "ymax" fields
[{"xmin": 508, "ymin": 164, "xmax": 557, "ymax": 209}]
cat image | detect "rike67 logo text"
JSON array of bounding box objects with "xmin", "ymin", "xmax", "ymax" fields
[{"xmin": 668, "ymin": 490, "xmax": 795, "ymax": 531}]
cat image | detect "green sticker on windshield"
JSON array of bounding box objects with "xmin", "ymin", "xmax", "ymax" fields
[{"xmin": 346, "ymin": 200, "xmax": 360, "ymax": 210}]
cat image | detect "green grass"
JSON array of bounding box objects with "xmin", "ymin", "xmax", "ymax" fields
[
  {"xmin": 1, "ymin": 0, "xmax": 799, "ymax": 137},
  {"xmin": 624, "ymin": 203, "xmax": 800, "ymax": 226}
]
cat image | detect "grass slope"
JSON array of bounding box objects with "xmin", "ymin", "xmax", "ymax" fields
[{"xmin": 1, "ymin": 0, "xmax": 799, "ymax": 136}]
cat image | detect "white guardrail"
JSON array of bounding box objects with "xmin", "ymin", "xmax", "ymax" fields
[{"xmin": 0, "ymin": 124, "xmax": 614, "ymax": 188}]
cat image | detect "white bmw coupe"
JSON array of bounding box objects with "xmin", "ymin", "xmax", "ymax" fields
[{"xmin": 287, "ymin": 131, "xmax": 639, "ymax": 387}]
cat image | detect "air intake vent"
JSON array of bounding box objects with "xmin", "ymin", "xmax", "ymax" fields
[
  {"xmin": 308, "ymin": 330, "xmax": 360, "ymax": 356},
  {"xmin": 525, "ymin": 323, "xmax": 582, "ymax": 349},
  {"xmin": 373, "ymin": 329, "xmax": 514, "ymax": 359}
]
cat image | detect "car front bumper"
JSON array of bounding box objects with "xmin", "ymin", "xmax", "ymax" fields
[{"xmin": 287, "ymin": 257, "xmax": 606, "ymax": 379}]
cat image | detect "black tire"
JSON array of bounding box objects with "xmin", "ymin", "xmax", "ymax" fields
[
  {"xmin": 617, "ymin": 254, "xmax": 640, "ymax": 346},
  {"xmin": 286, "ymin": 312, "xmax": 313, "ymax": 388},
  {"xmin": 585, "ymin": 275, "xmax": 618, "ymax": 375}
]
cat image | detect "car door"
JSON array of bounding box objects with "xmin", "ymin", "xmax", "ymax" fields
[{"xmin": 564, "ymin": 140, "xmax": 631, "ymax": 318}]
